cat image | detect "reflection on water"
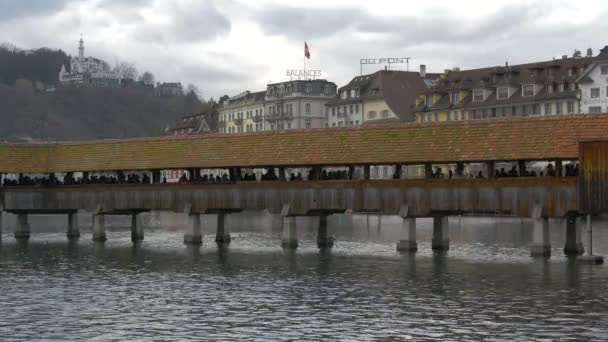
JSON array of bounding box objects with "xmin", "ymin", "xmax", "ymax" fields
[{"xmin": 1, "ymin": 216, "xmax": 608, "ymax": 340}]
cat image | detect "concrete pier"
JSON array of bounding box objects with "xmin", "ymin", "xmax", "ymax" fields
[
  {"xmin": 316, "ymin": 215, "xmax": 334, "ymax": 248},
  {"xmin": 579, "ymin": 214, "xmax": 605, "ymax": 264},
  {"xmin": 563, "ymin": 215, "xmax": 584, "ymax": 256},
  {"xmin": 14, "ymin": 213, "xmax": 30, "ymax": 240},
  {"xmin": 184, "ymin": 214, "xmax": 202, "ymax": 245},
  {"xmin": 131, "ymin": 213, "xmax": 144, "ymax": 242},
  {"xmin": 92, "ymin": 214, "xmax": 106, "ymax": 242},
  {"xmin": 530, "ymin": 217, "xmax": 551, "ymax": 257},
  {"xmin": 396, "ymin": 217, "xmax": 417, "ymax": 253},
  {"xmin": 214, "ymin": 214, "xmax": 231, "ymax": 245},
  {"xmin": 67, "ymin": 212, "xmax": 80, "ymax": 240},
  {"xmin": 281, "ymin": 216, "xmax": 298, "ymax": 249},
  {"xmin": 431, "ymin": 216, "xmax": 449, "ymax": 251}
]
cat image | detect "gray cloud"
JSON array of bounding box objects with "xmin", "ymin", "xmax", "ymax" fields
[
  {"xmin": 133, "ymin": 1, "xmax": 231, "ymax": 44},
  {"xmin": 0, "ymin": 0, "xmax": 72, "ymax": 20}
]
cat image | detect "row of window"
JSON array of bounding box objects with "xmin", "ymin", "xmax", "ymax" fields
[
  {"xmin": 419, "ymin": 101, "xmax": 578, "ymax": 122},
  {"xmin": 368, "ymin": 110, "xmax": 390, "ymax": 120},
  {"xmin": 589, "ymin": 87, "xmax": 608, "ymax": 98},
  {"xmin": 327, "ymin": 104, "xmax": 361, "ymax": 116},
  {"xmin": 326, "ymin": 120, "xmax": 360, "ymax": 127},
  {"xmin": 340, "ymin": 88, "xmax": 361, "ymax": 99}
]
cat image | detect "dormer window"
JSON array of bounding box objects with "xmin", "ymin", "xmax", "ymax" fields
[
  {"xmin": 473, "ymin": 89, "xmax": 484, "ymax": 102},
  {"xmin": 601, "ymin": 65, "xmax": 608, "ymax": 75},
  {"xmin": 522, "ymin": 84, "xmax": 535, "ymax": 97},
  {"xmin": 570, "ymin": 83, "xmax": 577, "ymax": 91},
  {"xmin": 305, "ymin": 84, "xmax": 311, "ymax": 93},
  {"xmin": 547, "ymin": 84, "xmax": 553, "ymax": 94},
  {"xmin": 559, "ymin": 83, "xmax": 565, "ymax": 92},
  {"xmin": 451, "ymin": 91, "xmax": 460, "ymax": 105},
  {"xmin": 497, "ymin": 87, "xmax": 509, "ymax": 100}
]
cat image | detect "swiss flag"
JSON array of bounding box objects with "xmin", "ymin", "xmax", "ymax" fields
[{"xmin": 304, "ymin": 42, "xmax": 310, "ymax": 59}]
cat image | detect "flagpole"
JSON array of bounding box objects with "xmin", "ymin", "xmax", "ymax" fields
[{"xmin": 303, "ymin": 42, "xmax": 306, "ymax": 79}]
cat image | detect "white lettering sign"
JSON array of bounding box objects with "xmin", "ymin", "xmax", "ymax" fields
[
  {"xmin": 360, "ymin": 57, "xmax": 409, "ymax": 65},
  {"xmin": 286, "ymin": 69, "xmax": 322, "ymax": 79}
]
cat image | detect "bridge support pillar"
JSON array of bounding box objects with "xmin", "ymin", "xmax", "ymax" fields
[
  {"xmin": 214, "ymin": 214, "xmax": 231, "ymax": 245},
  {"xmin": 530, "ymin": 217, "xmax": 550, "ymax": 257},
  {"xmin": 67, "ymin": 212, "xmax": 80, "ymax": 240},
  {"xmin": 281, "ymin": 216, "xmax": 298, "ymax": 249},
  {"xmin": 397, "ymin": 217, "xmax": 417, "ymax": 253},
  {"xmin": 431, "ymin": 216, "xmax": 449, "ymax": 252},
  {"xmin": 14, "ymin": 213, "xmax": 30, "ymax": 240},
  {"xmin": 131, "ymin": 213, "xmax": 144, "ymax": 242},
  {"xmin": 92, "ymin": 214, "xmax": 106, "ymax": 242},
  {"xmin": 184, "ymin": 214, "xmax": 202, "ymax": 245},
  {"xmin": 564, "ymin": 215, "xmax": 584, "ymax": 256},
  {"xmin": 317, "ymin": 215, "xmax": 334, "ymax": 248}
]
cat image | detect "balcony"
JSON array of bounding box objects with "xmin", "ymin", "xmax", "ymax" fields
[
  {"xmin": 253, "ymin": 115, "xmax": 263, "ymax": 123},
  {"xmin": 233, "ymin": 118, "xmax": 243, "ymax": 125}
]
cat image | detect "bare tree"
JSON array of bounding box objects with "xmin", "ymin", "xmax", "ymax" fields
[
  {"xmin": 186, "ymin": 83, "xmax": 202, "ymax": 99},
  {"xmin": 138, "ymin": 71, "xmax": 154, "ymax": 85},
  {"xmin": 114, "ymin": 61, "xmax": 139, "ymax": 80}
]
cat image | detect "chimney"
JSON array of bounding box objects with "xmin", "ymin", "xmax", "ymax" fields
[
  {"xmin": 419, "ymin": 64, "xmax": 426, "ymax": 77},
  {"xmin": 587, "ymin": 48, "xmax": 593, "ymax": 57}
]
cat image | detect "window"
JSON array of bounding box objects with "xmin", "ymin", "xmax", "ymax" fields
[
  {"xmin": 522, "ymin": 105, "xmax": 528, "ymax": 116},
  {"xmin": 532, "ymin": 104, "xmax": 541, "ymax": 115},
  {"xmin": 351, "ymin": 89, "xmax": 356, "ymax": 98},
  {"xmin": 511, "ymin": 106, "xmax": 517, "ymax": 116},
  {"xmin": 305, "ymin": 84, "xmax": 312, "ymax": 93},
  {"xmin": 368, "ymin": 111, "xmax": 377, "ymax": 119},
  {"xmin": 427, "ymin": 113, "xmax": 432, "ymax": 122},
  {"xmin": 324, "ymin": 86, "xmax": 331, "ymax": 94},
  {"xmin": 420, "ymin": 114, "xmax": 425, "ymax": 123},
  {"xmin": 482, "ymin": 109, "xmax": 487, "ymax": 118},
  {"xmin": 471, "ymin": 109, "xmax": 477, "ymax": 119},
  {"xmin": 473, "ymin": 89, "xmax": 484, "ymax": 102},
  {"xmin": 501, "ymin": 107, "xmax": 507, "ymax": 117},
  {"xmin": 426, "ymin": 95, "xmax": 434, "ymax": 106},
  {"xmin": 601, "ymin": 65, "xmax": 608, "ymax": 75},
  {"xmin": 547, "ymin": 84, "xmax": 553, "ymax": 94},
  {"xmin": 287, "ymin": 123, "xmax": 291, "ymax": 129},
  {"xmin": 589, "ymin": 106, "xmax": 602, "ymax": 113},
  {"xmin": 567, "ymin": 101, "xmax": 575, "ymax": 113},
  {"xmin": 556, "ymin": 101, "xmax": 563, "ymax": 114},
  {"xmin": 451, "ymin": 92, "xmax": 460, "ymax": 105},
  {"xmin": 522, "ymin": 84, "xmax": 534, "ymax": 97},
  {"xmin": 305, "ymin": 103, "xmax": 311, "ymax": 114},
  {"xmin": 461, "ymin": 111, "xmax": 465, "ymax": 120},
  {"xmin": 332, "ymin": 123, "xmax": 336, "ymax": 127},
  {"xmin": 544, "ymin": 103, "xmax": 552, "ymax": 115},
  {"xmin": 452, "ymin": 111, "xmax": 458, "ymax": 121},
  {"xmin": 570, "ymin": 83, "xmax": 577, "ymax": 91},
  {"xmin": 381, "ymin": 110, "xmax": 389, "ymax": 118},
  {"xmin": 434, "ymin": 112, "xmax": 439, "ymax": 121},
  {"xmin": 446, "ymin": 111, "xmax": 451, "ymax": 121},
  {"xmin": 355, "ymin": 120, "xmax": 359, "ymax": 125},
  {"xmin": 559, "ymin": 83, "xmax": 565, "ymax": 92},
  {"xmin": 326, "ymin": 107, "xmax": 329, "ymax": 116},
  {"xmin": 355, "ymin": 104, "xmax": 360, "ymax": 113},
  {"xmin": 491, "ymin": 108, "xmax": 497, "ymax": 117},
  {"xmin": 332, "ymin": 107, "xmax": 336, "ymax": 116},
  {"xmin": 591, "ymin": 88, "xmax": 600, "ymax": 98},
  {"xmin": 338, "ymin": 122, "xmax": 343, "ymax": 127},
  {"xmin": 350, "ymin": 105, "xmax": 354, "ymax": 114},
  {"xmin": 306, "ymin": 122, "xmax": 311, "ymax": 128},
  {"xmin": 497, "ymin": 87, "xmax": 509, "ymax": 100}
]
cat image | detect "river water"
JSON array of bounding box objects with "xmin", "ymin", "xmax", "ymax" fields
[{"xmin": 1, "ymin": 213, "xmax": 608, "ymax": 341}]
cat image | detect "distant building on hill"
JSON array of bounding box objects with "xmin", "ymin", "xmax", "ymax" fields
[
  {"xmin": 156, "ymin": 82, "xmax": 184, "ymax": 97},
  {"xmin": 58, "ymin": 37, "xmax": 120, "ymax": 87},
  {"xmin": 164, "ymin": 112, "xmax": 212, "ymax": 136}
]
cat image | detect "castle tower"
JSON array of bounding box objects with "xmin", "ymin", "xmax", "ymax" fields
[{"xmin": 78, "ymin": 36, "xmax": 84, "ymax": 61}]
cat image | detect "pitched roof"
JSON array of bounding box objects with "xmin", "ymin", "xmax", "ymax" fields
[
  {"xmin": 2, "ymin": 114, "xmax": 608, "ymax": 174},
  {"xmin": 327, "ymin": 70, "xmax": 439, "ymax": 121}
]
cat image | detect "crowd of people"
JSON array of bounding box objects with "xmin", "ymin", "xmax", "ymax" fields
[{"xmin": 1, "ymin": 162, "xmax": 581, "ymax": 187}]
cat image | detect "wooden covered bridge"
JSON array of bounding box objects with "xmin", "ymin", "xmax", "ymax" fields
[{"xmin": 1, "ymin": 114, "xmax": 608, "ymax": 258}]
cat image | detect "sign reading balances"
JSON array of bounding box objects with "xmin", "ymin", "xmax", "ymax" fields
[{"xmin": 286, "ymin": 69, "xmax": 322, "ymax": 79}]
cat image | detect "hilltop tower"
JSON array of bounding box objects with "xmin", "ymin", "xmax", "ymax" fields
[{"xmin": 78, "ymin": 36, "xmax": 84, "ymax": 61}]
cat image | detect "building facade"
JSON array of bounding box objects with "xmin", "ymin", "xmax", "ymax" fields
[
  {"xmin": 155, "ymin": 82, "xmax": 184, "ymax": 97},
  {"xmin": 264, "ymin": 79, "xmax": 337, "ymax": 130},
  {"xmin": 218, "ymin": 79, "xmax": 337, "ymax": 133},
  {"xmin": 326, "ymin": 67, "xmax": 438, "ymax": 127},
  {"xmin": 218, "ymin": 91, "xmax": 266, "ymax": 134},
  {"xmin": 59, "ymin": 37, "xmax": 120, "ymax": 86},
  {"xmin": 414, "ymin": 52, "xmax": 595, "ymax": 122},
  {"xmin": 578, "ymin": 46, "xmax": 608, "ymax": 113}
]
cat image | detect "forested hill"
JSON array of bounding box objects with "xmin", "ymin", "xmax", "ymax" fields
[
  {"xmin": 0, "ymin": 43, "xmax": 70, "ymax": 85},
  {"xmin": 0, "ymin": 81, "xmax": 208, "ymax": 141}
]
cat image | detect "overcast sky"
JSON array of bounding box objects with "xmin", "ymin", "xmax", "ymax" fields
[{"xmin": 1, "ymin": 0, "xmax": 607, "ymax": 99}]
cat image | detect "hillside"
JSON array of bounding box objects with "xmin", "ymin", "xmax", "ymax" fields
[
  {"xmin": 0, "ymin": 81, "xmax": 208, "ymax": 141},
  {"xmin": 0, "ymin": 44, "xmax": 70, "ymax": 86}
]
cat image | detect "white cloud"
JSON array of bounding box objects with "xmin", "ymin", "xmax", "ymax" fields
[{"xmin": 0, "ymin": 0, "xmax": 607, "ymax": 99}]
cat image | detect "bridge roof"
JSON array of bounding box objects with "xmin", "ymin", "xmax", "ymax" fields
[{"xmin": 2, "ymin": 114, "xmax": 608, "ymax": 173}]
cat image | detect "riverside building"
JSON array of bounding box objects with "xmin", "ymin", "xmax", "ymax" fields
[
  {"xmin": 326, "ymin": 67, "xmax": 438, "ymax": 127},
  {"xmin": 578, "ymin": 46, "xmax": 608, "ymax": 113},
  {"xmin": 414, "ymin": 50, "xmax": 597, "ymax": 122}
]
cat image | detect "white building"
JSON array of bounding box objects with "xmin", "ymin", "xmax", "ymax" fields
[
  {"xmin": 59, "ymin": 37, "xmax": 120, "ymax": 85},
  {"xmin": 578, "ymin": 46, "xmax": 608, "ymax": 113}
]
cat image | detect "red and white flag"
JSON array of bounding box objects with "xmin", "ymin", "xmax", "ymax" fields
[{"xmin": 304, "ymin": 42, "xmax": 310, "ymax": 59}]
